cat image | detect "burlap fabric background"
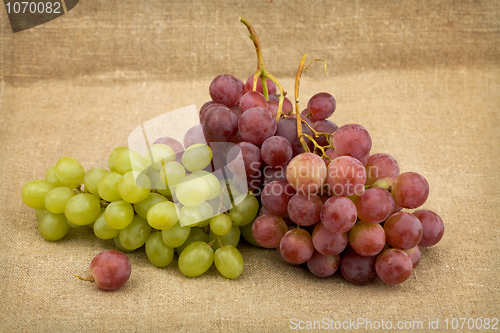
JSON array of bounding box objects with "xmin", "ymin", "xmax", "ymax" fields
[{"xmin": 1, "ymin": 1, "xmax": 498, "ymax": 332}]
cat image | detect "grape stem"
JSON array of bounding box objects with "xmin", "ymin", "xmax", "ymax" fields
[
  {"xmin": 74, "ymin": 274, "xmax": 94, "ymax": 283},
  {"xmin": 240, "ymin": 17, "xmax": 286, "ymax": 122},
  {"xmin": 293, "ymin": 54, "xmax": 333, "ymax": 158}
]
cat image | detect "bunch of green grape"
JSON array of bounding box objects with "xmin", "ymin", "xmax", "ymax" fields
[{"xmin": 21, "ymin": 142, "xmax": 260, "ymax": 279}]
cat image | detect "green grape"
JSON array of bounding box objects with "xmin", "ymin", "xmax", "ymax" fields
[
  {"xmin": 21, "ymin": 179, "xmax": 56, "ymax": 210},
  {"xmin": 210, "ymin": 214, "xmax": 232, "ymax": 236},
  {"xmin": 44, "ymin": 187, "xmax": 75, "ymax": 214},
  {"xmin": 118, "ymin": 171, "xmax": 151, "ymax": 203},
  {"xmin": 209, "ymin": 225, "xmax": 240, "ymax": 252},
  {"xmin": 97, "ymin": 172, "xmax": 122, "ymax": 202},
  {"xmin": 240, "ymin": 219, "xmax": 261, "ymax": 247},
  {"xmin": 108, "ymin": 146, "xmax": 129, "ymax": 172},
  {"xmin": 55, "ymin": 156, "xmax": 85, "ymax": 188},
  {"xmin": 179, "ymin": 205, "xmax": 202, "ymax": 227},
  {"xmin": 214, "ymin": 245, "xmax": 244, "ymax": 279},
  {"xmin": 147, "ymin": 201, "xmax": 179, "ymax": 229},
  {"xmin": 93, "ymin": 211, "xmax": 120, "ymax": 240},
  {"xmin": 119, "ymin": 215, "xmax": 152, "ymax": 250},
  {"xmin": 144, "ymin": 144, "xmax": 176, "ymax": 169},
  {"xmin": 44, "ymin": 165, "xmax": 61, "ymax": 186},
  {"xmin": 104, "ymin": 200, "xmax": 134, "ymax": 229},
  {"xmin": 228, "ymin": 193, "xmax": 259, "ymax": 226},
  {"xmin": 67, "ymin": 220, "xmax": 80, "ymax": 229},
  {"xmin": 178, "ymin": 241, "xmax": 214, "ymax": 277},
  {"xmin": 176, "ymin": 174, "xmax": 210, "ymax": 207},
  {"xmin": 176, "ymin": 227, "xmax": 209, "ymax": 256},
  {"xmin": 114, "ymin": 148, "xmax": 148, "ymax": 174},
  {"xmin": 134, "ymin": 192, "xmax": 167, "ymax": 219},
  {"xmin": 155, "ymin": 177, "xmax": 173, "ymax": 197},
  {"xmin": 196, "ymin": 201, "xmax": 214, "ymax": 227},
  {"xmin": 84, "ymin": 168, "xmax": 109, "ymax": 198},
  {"xmin": 159, "ymin": 161, "xmax": 185, "ymax": 187},
  {"xmin": 161, "ymin": 222, "xmax": 191, "ymax": 248},
  {"xmin": 64, "ymin": 193, "xmax": 100, "ymax": 225},
  {"xmin": 192, "ymin": 170, "xmax": 221, "ymax": 200},
  {"xmin": 35, "ymin": 209, "xmax": 45, "ymax": 220},
  {"xmin": 38, "ymin": 211, "xmax": 70, "ymax": 241},
  {"xmin": 145, "ymin": 232, "xmax": 174, "ymax": 267},
  {"xmin": 182, "ymin": 144, "xmax": 212, "ymax": 172},
  {"xmin": 113, "ymin": 235, "xmax": 134, "ymax": 252}
]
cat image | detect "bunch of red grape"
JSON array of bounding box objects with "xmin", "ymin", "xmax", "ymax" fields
[{"xmin": 198, "ymin": 72, "xmax": 444, "ymax": 285}]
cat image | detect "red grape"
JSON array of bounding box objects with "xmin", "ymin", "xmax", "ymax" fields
[
  {"xmin": 413, "ymin": 210, "xmax": 444, "ymax": 247},
  {"xmin": 320, "ymin": 196, "xmax": 357, "ymax": 233},
  {"xmin": 307, "ymin": 92, "xmax": 336, "ymax": 121},
  {"xmin": 286, "ymin": 153, "xmax": 327, "ymax": 194},
  {"xmin": 307, "ymin": 251, "xmax": 340, "ymax": 277},
  {"xmin": 312, "ymin": 222, "xmax": 348, "ymax": 256},
  {"xmin": 79, "ymin": 250, "xmax": 132, "ymax": 291},
  {"xmin": 354, "ymin": 187, "xmax": 395, "ymax": 224},
  {"xmin": 349, "ymin": 222, "xmax": 386, "ymax": 256},
  {"xmin": 340, "ymin": 247, "xmax": 377, "ymax": 285},
  {"xmin": 262, "ymin": 166, "xmax": 287, "ymax": 185},
  {"xmin": 261, "ymin": 180, "xmax": 295, "ymax": 216},
  {"xmin": 332, "ymin": 124, "xmax": 372, "ymax": 161},
  {"xmin": 287, "ymin": 193, "xmax": 322, "ymax": 226},
  {"xmin": 312, "ymin": 120, "xmax": 338, "ymax": 146},
  {"xmin": 375, "ymin": 249, "xmax": 413, "ymax": 285},
  {"xmin": 403, "ymin": 246, "xmax": 422, "ymax": 268},
  {"xmin": 251, "ymin": 214, "xmax": 288, "ymax": 248},
  {"xmin": 326, "ymin": 156, "xmax": 366, "ymax": 196},
  {"xmin": 238, "ymin": 107, "xmax": 277, "ymax": 145},
  {"xmin": 240, "ymin": 91, "xmax": 268, "ymax": 113},
  {"xmin": 244, "ymin": 75, "xmax": 277, "ymax": 95},
  {"xmin": 183, "ymin": 124, "xmax": 209, "ymax": 148},
  {"xmin": 260, "ymin": 136, "xmax": 293, "ymax": 167},
  {"xmin": 279, "ymin": 228, "xmax": 314, "ymax": 265},
  {"xmin": 384, "ymin": 212, "xmax": 423, "ymax": 250},
  {"xmin": 227, "ymin": 141, "xmax": 262, "ymax": 177},
  {"xmin": 391, "ymin": 172, "xmax": 429, "ymax": 209},
  {"xmin": 276, "ymin": 117, "xmax": 312, "ymax": 156},
  {"xmin": 210, "ymin": 74, "xmax": 244, "ymax": 107},
  {"xmin": 365, "ymin": 153, "xmax": 400, "ymax": 186},
  {"xmin": 203, "ymin": 105, "xmax": 239, "ymax": 142}
]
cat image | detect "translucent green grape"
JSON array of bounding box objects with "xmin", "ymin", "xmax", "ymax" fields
[
  {"xmin": 55, "ymin": 156, "xmax": 85, "ymax": 189},
  {"xmin": 145, "ymin": 232, "xmax": 174, "ymax": 267},
  {"xmin": 108, "ymin": 146, "xmax": 129, "ymax": 172},
  {"xmin": 44, "ymin": 187, "xmax": 75, "ymax": 214},
  {"xmin": 113, "ymin": 235, "xmax": 134, "ymax": 253},
  {"xmin": 147, "ymin": 201, "xmax": 179, "ymax": 229},
  {"xmin": 38, "ymin": 211, "xmax": 70, "ymax": 241},
  {"xmin": 228, "ymin": 193, "xmax": 259, "ymax": 226},
  {"xmin": 93, "ymin": 211, "xmax": 120, "ymax": 240},
  {"xmin": 97, "ymin": 171, "xmax": 122, "ymax": 202},
  {"xmin": 104, "ymin": 200, "xmax": 134, "ymax": 229},
  {"xmin": 21, "ymin": 179, "xmax": 56, "ymax": 210},
  {"xmin": 35, "ymin": 209, "xmax": 45, "ymax": 220},
  {"xmin": 144, "ymin": 144, "xmax": 176, "ymax": 169},
  {"xmin": 214, "ymin": 245, "xmax": 244, "ymax": 279},
  {"xmin": 178, "ymin": 241, "xmax": 214, "ymax": 277},
  {"xmin": 193, "ymin": 170, "xmax": 221, "ymax": 200},
  {"xmin": 119, "ymin": 215, "xmax": 151, "ymax": 250},
  {"xmin": 117, "ymin": 171, "xmax": 151, "ymax": 203},
  {"xmin": 114, "ymin": 148, "xmax": 149, "ymax": 174},
  {"xmin": 159, "ymin": 161, "xmax": 186, "ymax": 187},
  {"xmin": 182, "ymin": 144, "xmax": 212, "ymax": 172},
  {"xmin": 67, "ymin": 220, "xmax": 80, "ymax": 229},
  {"xmin": 64, "ymin": 193, "xmax": 101, "ymax": 226},
  {"xmin": 176, "ymin": 174, "xmax": 210, "ymax": 207},
  {"xmin": 176, "ymin": 227, "xmax": 209, "ymax": 256},
  {"xmin": 44, "ymin": 165, "xmax": 61, "ymax": 186},
  {"xmin": 179, "ymin": 205, "xmax": 202, "ymax": 227},
  {"xmin": 209, "ymin": 225, "xmax": 240, "ymax": 252},
  {"xmin": 84, "ymin": 168, "xmax": 109, "ymax": 198},
  {"xmin": 161, "ymin": 222, "xmax": 191, "ymax": 248},
  {"xmin": 196, "ymin": 201, "xmax": 214, "ymax": 227},
  {"xmin": 210, "ymin": 214, "xmax": 232, "ymax": 236},
  {"xmin": 134, "ymin": 192, "xmax": 167, "ymax": 219}
]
